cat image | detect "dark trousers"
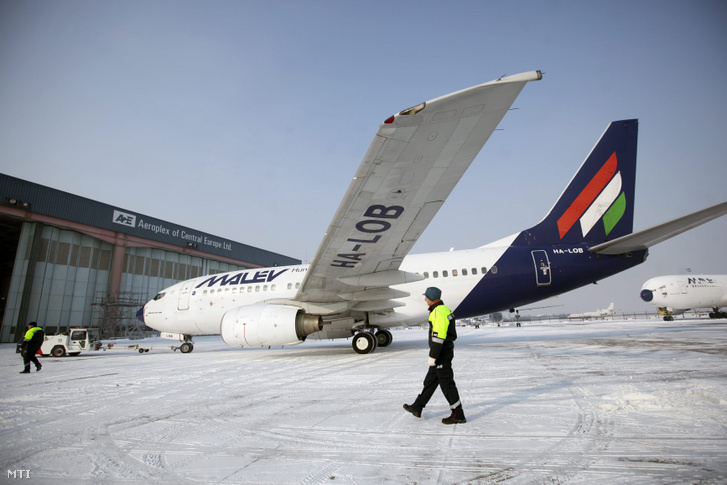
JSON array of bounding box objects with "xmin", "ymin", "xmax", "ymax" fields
[
  {"xmin": 23, "ymin": 350, "xmax": 41, "ymax": 370},
  {"xmin": 413, "ymin": 361, "xmax": 462, "ymax": 410}
]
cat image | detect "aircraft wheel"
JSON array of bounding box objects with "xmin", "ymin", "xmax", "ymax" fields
[
  {"xmin": 180, "ymin": 342, "xmax": 194, "ymax": 354},
  {"xmin": 51, "ymin": 345, "xmax": 66, "ymax": 357},
  {"xmin": 375, "ymin": 330, "xmax": 393, "ymax": 347},
  {"xmin": 352, "ymin": 332, "xmax": 377, "ymax": 354}
]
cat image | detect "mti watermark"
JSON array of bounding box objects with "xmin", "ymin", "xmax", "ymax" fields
[{"xmin": 7, "ymin": 470, "xmax": 31, "ymax": 479}]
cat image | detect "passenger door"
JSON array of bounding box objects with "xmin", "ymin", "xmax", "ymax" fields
[{"xmin": 531, "ymin": 250, "xmax": 551, "ymax": 286}]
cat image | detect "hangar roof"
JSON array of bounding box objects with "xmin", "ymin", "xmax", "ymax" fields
[{"xmin": 0, "ymin": 173, "xmax": 300, "ymax": 268}]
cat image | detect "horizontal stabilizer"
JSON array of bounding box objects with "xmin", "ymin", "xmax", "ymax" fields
[{"xmin": 589, "ymin": 201, "xmax": 727, "ymax": 255}]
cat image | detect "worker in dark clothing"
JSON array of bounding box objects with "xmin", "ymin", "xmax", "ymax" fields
[
  {"xmin": 404, "ymin": 287, "xmax": 466, "ymax": 424},
  {"xmin": 19, "ymin": 322, "xmax": 44, "ymax": 374}
]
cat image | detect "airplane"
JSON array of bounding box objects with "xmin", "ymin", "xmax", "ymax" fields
[
  {"xmin": 136, "ymin": 70, "xmax": 727, "ymax": 354},
  {"xmin": 640, "ymin": 275, "xmax": 727, "ymax": 321},
  {"xmin": 568, "ymin": 302, "xmax": 615, "ymax": 320}
]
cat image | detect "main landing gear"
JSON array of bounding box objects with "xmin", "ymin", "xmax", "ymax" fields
[
  {"xmin": 352, "ymin": 329, "xmax": 393, "ymax": 354},
  {"xmin": 709, "ymin": 308, "xmax": 727, "ymax": 319}
]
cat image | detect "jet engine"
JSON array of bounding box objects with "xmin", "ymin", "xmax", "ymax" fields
[{"xmin": 220, "ymin": 304, "xmax": 323, "ymax": 348}]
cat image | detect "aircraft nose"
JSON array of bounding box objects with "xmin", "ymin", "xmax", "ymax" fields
[
  {"xmin": 136, "ymin": 306, "xmax": 145, "ymax": 324},
  {"xmin": 640, "ymin": 289, "xmax": 654, "ymax": 302}
]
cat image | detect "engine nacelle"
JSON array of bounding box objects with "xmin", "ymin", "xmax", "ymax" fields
[{"xmin": 220, "ymin": 304, "xmax": 323, "ymax": 348}]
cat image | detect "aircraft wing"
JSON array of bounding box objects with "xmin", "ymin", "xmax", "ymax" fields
[
  {"xmin": 589, "ymin": 201, "xmax": 727, "ymax": 255},
  {"xmin": 295, "ymin": 71, "xmax": 543, "ymax": 311}
]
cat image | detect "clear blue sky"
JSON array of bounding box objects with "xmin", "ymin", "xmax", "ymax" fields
[{"xmin": 1, "ymin": 0, "xmax": 725, "ymax": 314}]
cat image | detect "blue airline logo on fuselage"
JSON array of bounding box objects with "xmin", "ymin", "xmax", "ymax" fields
[{"xmin": 195, "ymin": 269, "xmax": 289, "ymax": 288}]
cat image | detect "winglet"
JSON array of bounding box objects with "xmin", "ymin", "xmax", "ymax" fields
[{"xmin": 495, "ymin": 70, "xmax": 543, "ymax": 83}]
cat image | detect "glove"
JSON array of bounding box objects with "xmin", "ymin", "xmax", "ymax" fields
[{"xmin": 428, "ymin": 357, "xmax": 436, "ymax": 367}]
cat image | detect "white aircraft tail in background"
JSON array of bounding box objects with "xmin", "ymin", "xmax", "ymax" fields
[{"xmin": 568, "ymin": 302, "xmax": 615, "ymax": 320}]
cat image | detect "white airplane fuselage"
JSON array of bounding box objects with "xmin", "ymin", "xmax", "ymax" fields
[
  {"xmin": 141, "ymin": 240, "xmax": 517, "ymax": 339},
  {"xmin": 640, "ymin": 275, "xmax": 727, "ymax": 318}
]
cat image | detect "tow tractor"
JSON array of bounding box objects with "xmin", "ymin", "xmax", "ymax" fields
[{"xmin": 41, "ymin": 328, "xmax": 100, "ymax": 357}]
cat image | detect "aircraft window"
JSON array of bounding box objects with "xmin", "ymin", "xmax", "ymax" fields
[
  {"xmin": 203, "ymin": 290, "xmax": 208, "ymax": 295},
  {"xmin": 217, "ymin": 289, "xmax": 222, "ymax": 293},
  {"xmin": 247, "ymin": 286, "xmax": 252, "ymax": 293},
  {"xmin": 490, "ymin": 266, "xmax": 497, "ymax": 274},
  {"xmin": 443, "ymin": 270, "xmax": 448, "ymax": 277},
  {"xmin": 471, "ymin": 268, "xmax": 477, "ymax": 275},
  {"xmin": 462, "ymin": 269, "xmax": 468, "ymax": 276},
  {"xmin": 423, "ymin": 272, "xmax": 429, "ymax": 279},
  {"xmin": 225, "ymin": 288, "xmax": 229, "ymax": 293},
  {"xmin": 433, "ymin": 271, "xmax": 439, "ymax": 278},
  {"xmin": 263, "ymin": 285, "xmax": 268, "ymax": 291},
  {"xmin": 452, "ymin": 269, "xmax": 458, "ymax": 277},
  {"xmin": 295, "ymin": 282, "xmax": 300, "ymax": 289},
  {"xmin": 271, "ymin": 284, "xmax": 276, "ymax": 291},
  {"xmin": 153, "ymin": 292, "xmax": 166, "ymax": 301},
  {"xmin": 232, "ymin": 287, "xmax": 237, "ymax": 293},
  {"xmin": 287, "ymin": 283, "xmax": 292, "ymax": 290},
  {"xmin": 255, "ymin": 286, "xmax": 260, "ymax": 292}
]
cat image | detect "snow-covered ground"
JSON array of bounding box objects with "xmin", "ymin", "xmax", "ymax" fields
[{"xmin": 2, "ymin": 318, "xmax": 726, "ymax": 484}]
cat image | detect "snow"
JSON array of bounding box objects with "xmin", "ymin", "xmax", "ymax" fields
[{"xmin": 2, "ymin": 319, "xmax": 726, "ymax": 484}]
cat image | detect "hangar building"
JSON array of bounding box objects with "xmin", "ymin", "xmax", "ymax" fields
[{"xmin": 0, "ymin": 173, "xmax": 300, "ymax": 343}]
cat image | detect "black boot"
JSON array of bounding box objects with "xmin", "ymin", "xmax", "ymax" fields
[
  {"xmin": 20, "ymin": 369, "xmax": 30, "ymax": 374},
  {"xmin": 442, "ymin": 405, "xmax": 466, "ymax": 424},
  {"xmin": 403, "ymin": 404, "xmax": 422, "ymax": 418},
  {"xmin": 36, "ymin": 364, "xmax": 42, "ymax": 372}
]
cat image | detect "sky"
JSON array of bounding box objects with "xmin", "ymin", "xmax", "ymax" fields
[{"xmin": 0, "ymin": 0, "xmax": 725, "ymax": 314}]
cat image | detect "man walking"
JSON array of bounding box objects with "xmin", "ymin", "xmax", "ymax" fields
[
  {"xmin": 19, "ymin": 322, "xmax": 44, "ymax": 374},
  {"xmin": 404, "ymin": 287, "xmax": 466, "ymax": 424}
]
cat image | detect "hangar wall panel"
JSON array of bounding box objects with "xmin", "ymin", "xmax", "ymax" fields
[
  {"xmin": 1, "ymin": 223, "xmax": 254, "ymax": 341},
  {"xmin": 2, "ymin": 223, "xmax": 113, "ymax": 340},
  {"xmin": 117, "ymin": 247, "xmax": 247, "ymax": 301}
]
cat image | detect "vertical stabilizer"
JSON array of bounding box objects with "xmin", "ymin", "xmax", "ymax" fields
[{"xmin": 518, "ymin": 119, "xmax": 638, "ymax": 245}]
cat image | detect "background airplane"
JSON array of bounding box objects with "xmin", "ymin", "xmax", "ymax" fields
[
  {"xmin": 568, "ymin": 303, "xmax": 615, "ymax": 320},
  {"xmin": 137, "ymin": 72, "xmax": 727, "ymax": 354},
  {"xmin": 641, "ymin": 275, "xmax": 727, "ymax": 321}
]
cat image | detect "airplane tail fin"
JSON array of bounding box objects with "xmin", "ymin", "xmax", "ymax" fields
[{"xmin": 518, "ymin": 119, "xmax": 638, "ymax": 245}]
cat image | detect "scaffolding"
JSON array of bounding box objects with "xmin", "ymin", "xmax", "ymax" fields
[{"xmin": 92, "ymin": 291, "xmax": 149, "ymax": 340}]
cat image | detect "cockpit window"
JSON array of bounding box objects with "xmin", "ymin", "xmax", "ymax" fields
[{"xmin": 153, "ymin": 292, "xmax": 166, "ymax": 301}]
